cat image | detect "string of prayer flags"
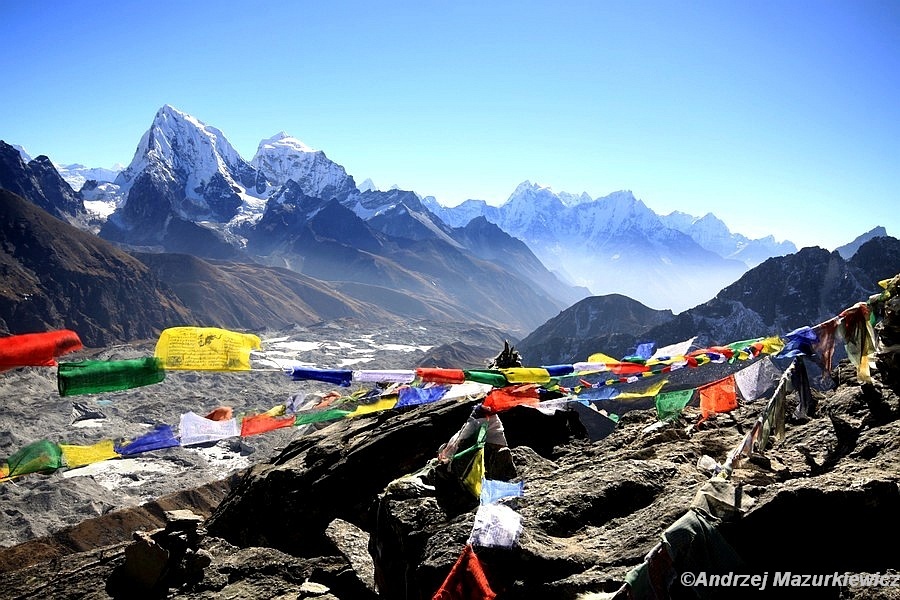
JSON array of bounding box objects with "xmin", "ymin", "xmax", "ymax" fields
[
  {"xmin": 60, "ymin": 440, "xmax": 118, "ymax": 468},
  {"xmin": 115, "ymin": 424, "xmax": 180, "ymax": 456},
  {"xmin": 294, "ymin": 408, "xmax": 351, "ymax": 426},
  {"xmin": 499, "ymin": 367, "xmax": 551, "ymax": 384},
  {"xmin": 179, "ymin": 411, "xmax": 240, "ymax": 446},
  {"xmin": 463, "ymin": 447, "xmax": 486, "ymax": 498},
  {"xmin": 480, "ymin": 479, "xmax": 524, "ymax": 505},
  {"xmin": 345, "ymin": 395, "xmax": 398, "ymax": 417},
  {"xmin": 432, "ymin": 544, "xmax": 497, "ymax": 600},
  {"xmin": 698, "ymin": 375, "xmax": 738, "ymax": 420},
  {"xmin": 464, "ymin": 370, "xmax": 509, "ymax": 388},
  {"xmin": 57, "ymin": 357, "xmax": 165, "ymax": 396},
  {"xmin": 0, "ymin": 329, "xmax": 82, "ymax": 370},
  {"xmin": 733, "ymin": 356, "xmax": 782, "ymax": 403},
  {"xmin": 812, "ymin": 317, "xmax": 840, "ymax": 376},
  {"xmin": 0, "ymin": 439, "xmax": 63, "ymax": 481},
  {"xmin": 205, "ymin": 406, "xmax": 234, "ymax": 421},
  {"xmin": 155, "ymin": 327, "xmax": 260, "ymax": 371},
  {"xmin": 777, "ymin": 326, "xmax": 818, "ymax": 358},
  {"xmin": 839, "ymin": 302, "xmax": 876, "ymax": 383},
  {"xmin": 542, "ymin": 364, "xmax": 574, "ymax": 377},
  {"xmin": 790, "ymin": 357, "xmax": 814, "ymax": 419}
]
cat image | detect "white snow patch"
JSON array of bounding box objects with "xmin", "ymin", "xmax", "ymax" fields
[
  {"xmin": 375, "ymin": 343, "xmax": 433, "ymax": 352},
  {"xmin": 62, "ymin": 457, "xmax": 179, "ymax": 490}
]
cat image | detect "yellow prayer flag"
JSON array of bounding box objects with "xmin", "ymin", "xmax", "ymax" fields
[
  {"xmin": 155, "ymin": 327, "xmax": 261, "ymax": 371},
  {"xmin": 617, "ymin": 379, "xmax": 669, "ymax": 399},
  {"xmin": 463, "ymin": 447, "xmax": 485, "ymax": 498},
  {"xmin": 60, "ymin": 440, "xmax": 119, "ymax": 468},
  {"xmin": 263, "ymin": 404, "xmax": 286, "ymax": 417},
  {"xmin": 587, "ymin": 352, "xmax": 619, "ymax": 364},
  {"xmin": 759, "ymin": 336, "xmax": 785, "ymax": 356},
  {"xmin": 346, "ymin": 396, "xmax": 398, "ymax": 417},
  {"xmin": 500, "ymin": 367, "xmax": 551, "ymax": 384}
]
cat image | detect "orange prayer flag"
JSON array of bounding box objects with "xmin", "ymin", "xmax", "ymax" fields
[
  {"xmin": 205, "ymin": 406, "xmax": 234, "ymax": 421},
  {"xmin": 240, "ymin": 414, "xmax": 296, "ymax": 437},
  {"xmin": 698, "ymin": 375, "xmax": 738, "ymax": 418}
]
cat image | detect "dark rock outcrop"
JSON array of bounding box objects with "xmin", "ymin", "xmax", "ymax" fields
[{"xmin": 0, "ymin": 140, "xmax": 86, "ymax": 223}]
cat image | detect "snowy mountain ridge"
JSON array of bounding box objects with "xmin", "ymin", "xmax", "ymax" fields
[{"xmin": 250, "ymin": 132, "xmax": 357, "ymax": 201}]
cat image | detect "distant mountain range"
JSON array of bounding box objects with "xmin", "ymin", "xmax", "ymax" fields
[
  {"xmin": 2, "ymin": 104, "xmax": 893, "ymax": 350},
  {"xmin": 423, "ymin": 182, "xmax": 797, "ymax": 311}
]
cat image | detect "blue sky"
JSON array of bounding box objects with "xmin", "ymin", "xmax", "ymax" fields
[{"xmin": 2, "ymin": 0, "xmax": 898, "ymax": 251}]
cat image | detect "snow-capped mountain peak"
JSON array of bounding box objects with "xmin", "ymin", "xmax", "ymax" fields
[
  {"xmin": 251, "ymin": 131, "xmax": 356, "ymax": 199},
  {"xmin": 116, "ymin": 105, "xmax": 260, "ymax": 202},
  {"xmin": 12, "ymin": 144, "xmax": 32, "ymax": 163},
  {"xmin": 256, "ymin": 132, "xmax": 315, "ymax": 155},
  {"xmin": 357, "ymin": 178, "xmax": 378, "ymax": 193}
]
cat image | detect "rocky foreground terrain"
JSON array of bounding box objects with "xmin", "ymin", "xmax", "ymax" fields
[{"xmin": 2, "ymin": 292, "xmax": 900, "ymax": 599}]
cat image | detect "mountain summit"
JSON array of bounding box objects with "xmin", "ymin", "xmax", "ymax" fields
[{"xmin": 250, "ymin": 132, "xmax": 357, "ymax": 200}]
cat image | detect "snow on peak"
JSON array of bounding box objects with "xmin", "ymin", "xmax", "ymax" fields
[
  {"xmin": 358, "ymin": 178, "xmax": 378, "ymax": 193},
  {"xmin": 12, "ymin": 144, "xmax": 32, "ymax": 163},
  {"xmin": 117, "ymin": 105, "xmax": 255, "ymax": 199},
  {"xmin": 251, "ymin": 131, "xmax": 354, "ymax": 197},
  {"xmin": 256, "ymin": 132, "xmax": 315, "ymax": 154}
]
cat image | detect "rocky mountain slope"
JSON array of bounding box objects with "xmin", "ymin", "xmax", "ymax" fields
[
  {"xmin": 0, "ymin": 141, "xmax": 87, "ymax": 225},
  {"xmin": 1, "ymin": 277, "xmax": 899, "ymax": 600},
  {"xmin": 0, "ymin": 189, "xmax": 192, "ymax": 346}
]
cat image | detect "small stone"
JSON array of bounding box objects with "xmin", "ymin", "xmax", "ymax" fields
[{"xmin": 299, "ymin": 580, "xmax": 330, "ymax": 595}]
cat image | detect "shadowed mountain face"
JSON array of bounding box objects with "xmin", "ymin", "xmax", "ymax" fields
[
  {"xmin": 245, "ymin": 192, "xmax": 567, "ymax": 337},
  {"xmin": 131, "ymin": 252, "xmax": 398, "ymax": 331},
  {"xmin": 0, "ymin": 141, "xmax": 85, "ymax": 224},
  {"xmin": 0, "ymin": 189, "xmax": 192, "ymax": 347},
  {"xmin": 516, "ymin": 294, "xmax": 675, "ymax": 365},
  {"xmin": 518, "ymin": 239, "xmax": 900, "ymax": 365}
]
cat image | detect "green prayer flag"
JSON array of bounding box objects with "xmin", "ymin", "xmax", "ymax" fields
[
  {"xmin": 464, "ymin": 370, "xmax": 509, "ymax": 387},
  {"xmin": 58, "ymin": 357, "xmax": 166, "ymax": 396},
  {"xmin": 2, "ymin": 439, "xmax": 63, "ymax": 480},
  {"xmin": 294, "ymin": 408, "xmax": 351, "ymax": 425},
  {"xmin": 655, "ymin": 389, "xmax": 695, "ymax": 422}
]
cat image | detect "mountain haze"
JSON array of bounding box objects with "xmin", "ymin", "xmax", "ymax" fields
[
  {"xmin": 518, "ymin": 237, "xmax": 900, "ymax": 365},
  {"xmin": 424, "ymin": 182, "xmax": 780, "ymax": 312}
]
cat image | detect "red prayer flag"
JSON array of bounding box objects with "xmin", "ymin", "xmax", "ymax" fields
[
  {"xmin": 0, "ymin": 330, "xmax": 82, "ymax": 370},
  {"xmin": 432, "ymin": 544, "xmax": 496, "ymax": 600},
  {"xmin": 417, "ymin": 368, "xmax": 466, "ymax": 384},
  {"xmin": 482, "ymin": 384, "xmax": 541, "ymax": 414}
]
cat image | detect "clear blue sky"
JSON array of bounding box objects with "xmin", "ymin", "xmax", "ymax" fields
[{"xmin": 2, "ymin": 0, "xmax": 898, "ymax": 251}]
